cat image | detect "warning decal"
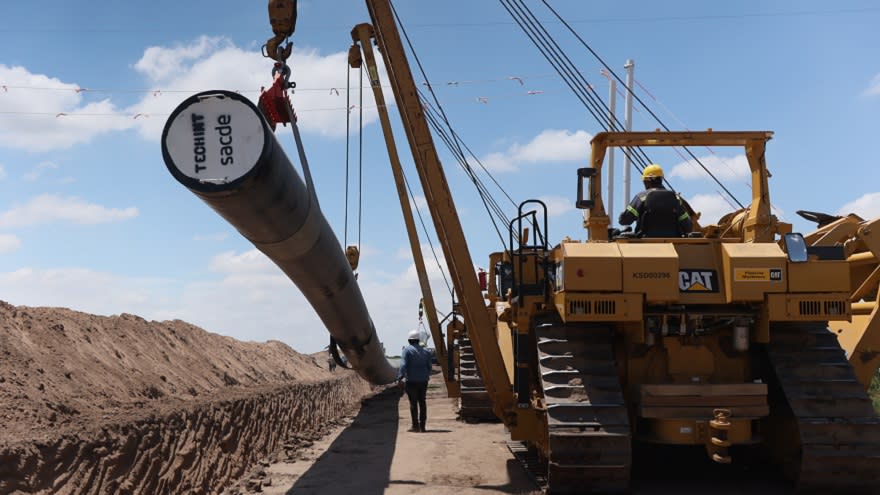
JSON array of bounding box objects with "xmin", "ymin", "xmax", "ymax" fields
[{"xmin": 734, "ymin": 268, "xmax": 783, "ymax": 282}]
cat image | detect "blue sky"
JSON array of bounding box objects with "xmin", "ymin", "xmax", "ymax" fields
[{"xmin": 1, "ymin": 1, "xmax": 878, "ymax": 353}]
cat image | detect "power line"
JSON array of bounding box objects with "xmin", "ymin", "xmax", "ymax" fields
[
  {"xmin": 392, "ymin": 1, "xmax": 516, "ymax": 253},
  {"xmin": 537, "ymin": 0, "xmax": 745, "ymax": 209},
  {"xmin": 0, "ymin": 6, "xmax": 875, "ymax": 33},
  {"xmin": 0, "ymin": 87, "xmax": 561, "ymax": 118},
  {"xmin": 499, "ymin": 0, "xmax": 660, "ymax": 183},
  {"xmin": 400, "ymin": 6, "xmax": 880, "ymax": 27},
  {"xmin": 0, "ymin": 74, "xmax": 557, "ymax": 95}
]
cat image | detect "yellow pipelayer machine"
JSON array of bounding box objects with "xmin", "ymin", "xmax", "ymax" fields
[
  {"xmin": 261, "ymin": 0, "xmax": 880, "ymax": 492},
  {"xmin": 348, "ymin": 1, "xmax": 880, "ymax": 491}
]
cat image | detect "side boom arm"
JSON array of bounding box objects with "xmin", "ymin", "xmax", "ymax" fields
[{"xmin": 359, "ymin": 0, "xmax": 516, "ymax": 419}]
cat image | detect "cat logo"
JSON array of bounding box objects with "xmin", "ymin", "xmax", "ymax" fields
[{"xmin": 679, "ymin": 269, "xmax": 719, "ymax": 293}]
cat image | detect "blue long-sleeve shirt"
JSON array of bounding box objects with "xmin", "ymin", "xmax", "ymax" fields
[{"xmin": 397, "ymin": 343, "xmax": 432, "ymax": 383}]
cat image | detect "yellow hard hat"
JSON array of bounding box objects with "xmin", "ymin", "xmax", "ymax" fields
[{"xmin": 642, "ymin": 164, "xmax": 664, "ymax": 180}]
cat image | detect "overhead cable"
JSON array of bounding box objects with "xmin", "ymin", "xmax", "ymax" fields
[
  {"xmin": 391, "ymin": 1, "xmax": 517, "ymax": 253},
  {"xmin": 537, "ymin": 0, "xmax": 744, "ymax": 208},
  {"xmin": 498, "ymin": 0, "xmax": 660, "ymax": 185}
]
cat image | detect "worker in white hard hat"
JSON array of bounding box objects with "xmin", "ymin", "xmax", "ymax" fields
[
  {"xmin": 618, "ymin": 164, "xmax": 692, "ymax": 238},
  {"xmin": 397, "ymin": 329, "xmax": 432, "ymax": 432}
]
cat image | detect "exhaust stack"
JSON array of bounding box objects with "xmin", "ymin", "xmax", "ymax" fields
[{"xmin": 161, "ymin": 90, "xmax": 396, "ymax": 385}]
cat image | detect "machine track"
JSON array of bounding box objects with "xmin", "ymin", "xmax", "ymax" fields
[
  {"xmin": 766, "ymin": 322, "xmax": 880, "ymax": 493},
  {"xmin": 536, "ymin": 320, "xmax": 631, "ymax": 494},
  {"xmin": 457, "ymin": 336, "xmax": 496, "ymax": 421}
]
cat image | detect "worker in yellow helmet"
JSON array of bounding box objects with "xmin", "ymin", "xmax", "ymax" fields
[{"xmin": 618, "ymin": 164, "xmax": 692, "ymax": 238}]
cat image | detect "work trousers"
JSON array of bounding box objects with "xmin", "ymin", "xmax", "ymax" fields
[{"xmin": 405, "ymin": 381, "xmax": 428, "ymax": 429}]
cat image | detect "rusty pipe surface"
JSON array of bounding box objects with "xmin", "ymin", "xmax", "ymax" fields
[{"xmin": 160, "ymin": 90, "xmax": 396, "ymax": 384}]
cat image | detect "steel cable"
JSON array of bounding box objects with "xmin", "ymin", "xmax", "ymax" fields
[
  {"xmin": 537, "ymin": 0, "xmax": 744, "ymax": 208},
  {"xmin": 500, "ymin": 0, "xmax": 660, "ymax": 183},
  {"xmin": 391, "ymin": 1, "xmax": 517, "ymax": 253},
  {"xmin": 344, "ymin": 64, "xmax": 351, "ymax": 247}
]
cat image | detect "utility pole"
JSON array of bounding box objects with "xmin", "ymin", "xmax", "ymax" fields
[
  {"xmin": 623, "ymin": 59, "xmax": 635, "ymax": 205},
  {"xmin": 606, "ymin": 78, "xmax": 617, "ymax": 220}
]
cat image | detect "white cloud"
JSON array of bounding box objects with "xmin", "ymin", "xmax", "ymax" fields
[
  {"xmin": 686, "ymin": 193, "xmax": 739, "ymax": 225},
  {"xmin": 536, "ymin": 195, "xmax": 575, "ymax": 217},
  {"xmin": 134, "ymin": 36, "xmax": 229, "ymax": 83},
  {"xmin": 0, "ymin": 194, "xmax": 138, "ymax": 228},
  {"xmin": 359, "ymin": 245, "xmax": 454, "ymax": 347},
  {"xmin": 480, "ymin": 152, "xmax": 517, "ymax": 173},
  {"xmin": 0, "ymin": 268, "xmax": 177, "ymax": 315},
  {"xmin": 0, "ymin": 261, "xmax": 323, "ymax": 350},
  {"xmin": 0, "ymin": 65, "xmax": 135, "ymax": 152},
  {"xmin": 0, "ymin": 234, "xmax": 21, "ymax": 254},
  {"xmin": 410, "ymin": 195, "xmax": 428, "ymax": 211},
  {"xmin": 0, "ymin": 38, "xmax": 383, "ymax": 152},
  {"xmin": 669, "ymin": 154, "xmax": 749, "ymax": 181},
  {"xmin": 864, "ymin": 74, "xmax": 880, "ymax": 97},
  {"xmin": 170, "ymin": 274, "xmax": 321, "ymax": 346},
  {"xmin": 838, "ymin": 192, "xmax": 880, "ymax": 219},
  {"xmin": 23, "ymin": 161, "xmax": 59, "ymax": 181},
  {"xmin": 209, "ymin": 249, "xmax": 280, "ymax": 275},
  {"xmin": 481, "ymin": 129, "xmax": 592, "ymax": 172},
  {"xmin": 129, "ymin": 37, "xmax": 381, "ymax": 140},
  {"xmin": 393, "ymin": 246, "xmax": 413, "ymax": 261},
  {"xmin": 0, "ymin": 164, "xmax": 6, "ymax": 180},
  {"xmin": 0, "ymin": 244, "xmax": 460, "ymax": 354}
]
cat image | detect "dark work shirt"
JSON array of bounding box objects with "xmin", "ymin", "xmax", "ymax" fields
[{"xmin": 619, "ymin": 186, "xmax": 692, "ymax": 237}]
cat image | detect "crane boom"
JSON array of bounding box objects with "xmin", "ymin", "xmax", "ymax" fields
[
  {"xmin": 347, "ymin": 31, "xmax": 456, "ymax": 394},
  {"xmin": 246, "ymin": 1, "xmax": 880, "ymax": 491},
  {"xmin": 357, "ymin": 0, "xmax": 516, "ymax": 420}
]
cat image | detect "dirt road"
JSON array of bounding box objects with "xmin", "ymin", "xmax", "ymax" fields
[
  {"xmin": 253, "ymin": 385, "xmax": 539, "ymax": 494},
  {"xmin": 241, "ymin": 381, "xmax": 794, "ymax": 495}
]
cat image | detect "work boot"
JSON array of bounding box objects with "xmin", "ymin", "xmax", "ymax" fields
[{"xmin": 419, "ymin": 422, "xmax": 426, "ymax": 432}]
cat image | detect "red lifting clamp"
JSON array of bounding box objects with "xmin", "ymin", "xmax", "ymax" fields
[{"xmin": 258, "ymin": 66, "xmax": 295, "ymax": 130}]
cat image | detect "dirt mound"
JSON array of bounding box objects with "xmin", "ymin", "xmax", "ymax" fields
[{"xmin": 0, "ymin": 301, "xmax": 372, "ymax": 494}]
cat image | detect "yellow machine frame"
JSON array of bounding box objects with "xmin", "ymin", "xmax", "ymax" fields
[{"xmin": 344, "ymin": 1, "xmax": 880, "ymax": 491}]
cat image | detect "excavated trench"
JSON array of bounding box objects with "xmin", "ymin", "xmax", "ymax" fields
[
  {"xmin": 1, "ymin": 376, "xmax": 370, "ymax": 495},
  {"xmin": 0, "ymin": 302, "xmax": 373, "ymax": 495}
]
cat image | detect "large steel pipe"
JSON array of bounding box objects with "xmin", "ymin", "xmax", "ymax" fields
[{"xmin": 161, "ymin": 90, "xmax": 396, "ymax": 384}]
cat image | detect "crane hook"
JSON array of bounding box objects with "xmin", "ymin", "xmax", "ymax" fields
[
  {"xmin": 264, "ymin": 35, "xmax": 293, "ymax": 64},
  {"xmin": 264, "ymin": 0, "xmax": 297, "ymax": 63}
]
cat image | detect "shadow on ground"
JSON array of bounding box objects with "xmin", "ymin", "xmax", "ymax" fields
[
  {"xmin": 472, "ymin": 459, "xmax": 539, "ymax": 494},
  {"xmin": 286, "ymin": 388, "xmax": 401, "ymax": 495},
  {"xmin": 631, "ymin": 444, "xmax": 793, "ymax": 494}
]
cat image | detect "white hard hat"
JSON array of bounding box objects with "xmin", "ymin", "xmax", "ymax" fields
[{"xmin": 407, "ymin": 329, "xmax": 420, "ymax": 341}]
